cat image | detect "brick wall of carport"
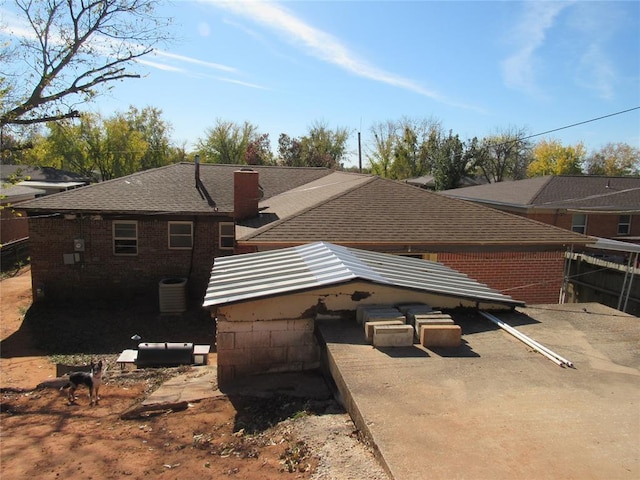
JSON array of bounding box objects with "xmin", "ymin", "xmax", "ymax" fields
[{"xmin": 213, "ymin": 281, "xmax": 514, "ymax": 386}]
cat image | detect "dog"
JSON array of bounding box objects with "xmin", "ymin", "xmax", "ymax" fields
[{"xmin": 65, "ymin": 360, "xmax": 104, "ymax": 406}]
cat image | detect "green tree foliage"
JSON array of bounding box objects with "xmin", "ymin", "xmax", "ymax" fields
[
  {"xmin": 431, "ymin": 131, "xmax": 467, "ymax": 191},
  {"xmin": 367, "ymin": 117, "xmax": 441, "ymax": 180},
  {"xmin": 125, "ymin": 106, "xmax": 175, "ymax": 170},
  {"xmin": 390, "ymin": 118, "xmax": 440, "ymax": 179},
  {"xmin": 527, "ymin": 139, "xmax": 585, "ymax": 177},
  {"xmin": 196, "ymin": 120, "xmax": 260, "ymax": 164},
  {"xmin": 276, "ymin": 122, "xmax": 349, "ymax": 169},
  {"xmin": 470, "ymin": 127, "xmax": 532, "ymax": 183},
  {"xmin": 1, "ymin": 0, "xmax": 170, "ymax": 128},
  {"xmin": 298, "ymin": 121, "xmax": 350, "ymax": 169},
  {"xmin": 368, "ymin": 121, "xmax": 396, "ymax": 178},
  {"xmin": 100, "ymin": 114, "xmax": 148, "ymax": 180},
  {"xmin": 583, "ymin": 142, "xmax": 640, "ymax": 176},
  {"xmin": 277, "ymin": 133, "xmax": 302, "ymax": 167}
]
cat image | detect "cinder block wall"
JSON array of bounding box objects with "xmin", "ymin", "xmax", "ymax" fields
[
  {"xmin": 438, "ymin": 250, "xmax": 565, "ymax": 305},
  {"xmin": 216, "ymin": 316, "xmax": 320, "ymax": 386},
  {"xmin": 28, "ymin": 215, "xmax": 225, "ymax": 303}
]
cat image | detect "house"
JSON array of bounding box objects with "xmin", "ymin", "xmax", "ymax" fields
[
  {"xmin": 1, "ymin": 183, "xmax": 44, "ymax": 245},
  {"xmin": 20, "ymin": 162, "xmax": 591, "ymax": 306},
  {"xmin": 204, "ymin": 241, "xmax": 525, "ymax": 384},
  {"xmin": 1, "ymin": 165, "xmax": 92, "ymax": 195},
  {"xmin": 1, "ymin": 165, "xmax": 93, "ymax": 267},
  {"xmin": 440, "ymin": 175, "xmax": 640, "ymax": 244}
]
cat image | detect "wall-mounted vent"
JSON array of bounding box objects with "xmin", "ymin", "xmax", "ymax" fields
[{"xmin": 159, "ymin": 277, "xmax": 187, "ymax": 313}]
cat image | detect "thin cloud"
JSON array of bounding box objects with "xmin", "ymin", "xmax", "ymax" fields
[
  {"xmin": 152, "ymin": 50, "xmax": 238, "ymax": 73},
  {"xmin": 577, "ymin": 44, "xmax": 615, "ymax": 100},
  {"xmin": 206, "ymin": 0, "xmax": 459, "ymax": 106},
  {"xmin": 501, "ymin": 2, "xmax": 568, "ymax": 97}
]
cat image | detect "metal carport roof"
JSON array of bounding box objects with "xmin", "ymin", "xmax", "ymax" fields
[{"xmin": 203, "ymin": 242, "xmax": 524, "ymax": 308}]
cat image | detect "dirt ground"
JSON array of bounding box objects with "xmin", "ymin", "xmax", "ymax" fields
[{"xmin": 0, "ymin": 268, "xmax": 389, "ymax": 480}]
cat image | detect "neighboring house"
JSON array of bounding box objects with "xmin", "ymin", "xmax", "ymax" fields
[
  {"xmin": 404, "ymin": 174, "xmax": 486, "ymax": 190},
  {"xmin": 440, "ymin": 176, "xmax": 640, "ymax": 244},
  {"xmin": 1, "ymin": 165, "xmax": 92, "ymax": 195},
  {"xmin": 20, "ymin": 162, "xmax": 591, "ymax": 306},
  {"xmin": 1, "ymin": 183, "xmax": 45, "ymax": 245}
]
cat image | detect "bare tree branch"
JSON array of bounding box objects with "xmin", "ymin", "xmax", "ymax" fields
[{"xmin": 1, "ymin": 0, "xmax": 170, "ymax": 127}]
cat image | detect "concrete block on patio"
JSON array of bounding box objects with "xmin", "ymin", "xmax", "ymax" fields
[
  {"xmin": 420, "ymin": 324, "xmax": 462, "ymax": 348},
  {"xmin": 356, "ymin": 304, "xmax": 402, "ymax": 325},
  {"xmin": 372, "ymin": 324, "xmax": 414, "ymax": 347},
  {"xmin": 364, "ymin": 319, "xmax": 405, "ymax": 343}
]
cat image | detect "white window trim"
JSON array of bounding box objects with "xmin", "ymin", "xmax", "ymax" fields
[
  {"xmin": 168, "ymin": 221, "xmax": 193, "ymax": 249},
  {"xmin": 219, "ymin": 222, "xmax": 235, "ymax": 250},
  {"xmin": 618, "ymin": 215, "xmax": 631, "ymax": 235},
  {"xmin": 113, "ymin": 220, "xmax": 138, "ymax": 256},
  {"xmin": 571, "ymin": 214, "xmax": 587, "ymax": 234}
]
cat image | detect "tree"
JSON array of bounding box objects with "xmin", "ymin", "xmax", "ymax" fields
[
  {"xmin": 298, "ymin": 121, "xmax": 350, "ymax": 169},
  {"xmin": 244, "ymin": 133, "xmax": 274, "ymax": 165},
  {"xmin": 431, "ymin": 131, "xmax": 467, "ymax": 191},
  {"xmin": 196, "ymin": 120, "xmax": 260, "ymax": 164},
  {"xmin": 527, "ymin": 139, "xmax": 585, "ymax": 177},
  {"xmin": 368, "ymin": 120, "xmax": 397, "ymax": 178},
  {"xmin": 0, "ymin": 0, "xmax": 170, "ymax": 127},
  {"xmin": 366, "ymin": 117, "xmax": 441, "ymax": 179},
  {"xmin": 583, "ymin": 143, "xmax": 640, "ymax": 176},
  {"xmin": 390, "ymin": 117, "xmax": 440, "ymax": 180},
  {"xmin": 125, "ymin": 106, "xmax": 174, "ymax": 170},
  {"xmin": 277, "ymin": 133, "xmax": 302, "ymax": 167},
  {"xmin": 470, "ymin": 127, "xmax": 532, "ymax": 183},
  {"xmin": 100, "ymin": 114, "xmax": 147, "ymax": 180},
  {"xmin": 25, "ymin": 112, "xmax": 150, "ymax": 180}
]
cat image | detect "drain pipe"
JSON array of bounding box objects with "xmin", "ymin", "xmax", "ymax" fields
[{"xmin": 479, "ymin": 311, "xmax": 573, "ymax": 368}]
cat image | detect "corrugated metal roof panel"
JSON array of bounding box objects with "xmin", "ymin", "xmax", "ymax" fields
[{"xmin": 203, "ymin": 242, "xmax": 524, "ymax": 308}]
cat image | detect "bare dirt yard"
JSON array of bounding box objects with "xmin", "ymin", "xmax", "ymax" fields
[{"xmin": 1, "ymin": 268, "xmax": 389, "ymax": 480}]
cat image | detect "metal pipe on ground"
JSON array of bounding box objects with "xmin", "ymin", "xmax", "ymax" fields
[
  {"xmin": 479, "ymin": 311, "xmax": 573, "ymax": 368},
  {"xmin": 484, "ymin": 313, "xmax": 574, "ymax": 368}
]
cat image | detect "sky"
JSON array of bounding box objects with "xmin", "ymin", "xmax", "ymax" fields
[{"xmin": 2, "ymin": 0, "xmax": 639, "ymax": 168}]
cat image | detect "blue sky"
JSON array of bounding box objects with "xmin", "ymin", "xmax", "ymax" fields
[{"xmin": 3, "ymin": 1, "xmax": 640, "ymax": 167}]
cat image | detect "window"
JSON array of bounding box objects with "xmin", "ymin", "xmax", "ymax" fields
[
  {"xmin": 572, "ymin": 214, "xmax": 587, "ymax": 234},
  {"xmin": 618, "ymin": 215, "xmax": 631, "ymax": 235},
  {"xmin": 168, "ymin": 221, "xmax": 193, "ymax": 249},
  {"xmin": 113, "ymin": 221, "xmax": 138, "ymax": 255},
  {"xmin": 219, "ymin": 222, "xmax": 235, "ymax": 250}
]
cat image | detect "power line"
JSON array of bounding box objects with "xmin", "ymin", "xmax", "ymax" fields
[
  {"xmin": 489, "ymin": 106, "xmax": 640, "ymax": 149},
  {"xmin": 519, "ymin": 106, "xmax": 640, "ymax": 142}
]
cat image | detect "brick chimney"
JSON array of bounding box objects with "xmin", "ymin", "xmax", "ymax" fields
[{"xmin": 234, "ymin": 169, "xmax": 261, "ymax": 220}]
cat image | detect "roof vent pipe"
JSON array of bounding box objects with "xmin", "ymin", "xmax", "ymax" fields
[{"xmin": 195, "ymin": 154, "xmax": 201, "ymax": 188}]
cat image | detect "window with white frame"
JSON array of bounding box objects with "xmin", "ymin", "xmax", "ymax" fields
[
  {"xmin": 168, "ymin": 221, "xmax": 193, "ymax": 249},
  {"xmin": 113, "ymin": 221, "xmax": 138, "ymax": 255},
  {"xmin": 571, "ymin": 214, "xmax": 587, "ymax": 234},
  {"xmin": 618, "ymin": 215, "xmax": 631, "ymax": 235},
  {"xmin": 219, "ymin": 222, "xmax": 235, "ymax": 250}
]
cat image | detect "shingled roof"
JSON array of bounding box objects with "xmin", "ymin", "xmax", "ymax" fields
[
  {"xmin": 237, "ymin": 175, "xmax": 591, "ymax": 247},
  {"xmin": 19, "ymin": 163, "xmax": 333, "ymax": 215},
  {"xmin": 440, "ymin": 175, "xmax": 640, "ymax": 212}
]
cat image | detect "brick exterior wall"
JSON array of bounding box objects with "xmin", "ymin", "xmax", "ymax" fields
[
  {"xmin": 526, "ymin": 212, "xmax": 639, "ymax": 240},
  {"xmin": 28, "ymin": 214, "xmax": 232, "ymax": 303},
  {"xmin": 437, "ymin": 250, "xmax": 565, "ymax": 305},
  {"xmin": 216, "ymin": 317, "xmax": 320, "ymax": 386}
]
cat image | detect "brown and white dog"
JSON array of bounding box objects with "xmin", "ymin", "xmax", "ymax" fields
[{"xmin": 65, "ymin": 360, "xmax": 104, "ymax": 406}]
